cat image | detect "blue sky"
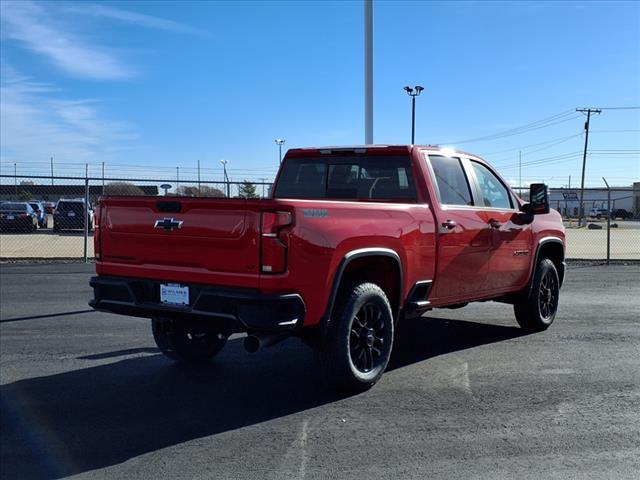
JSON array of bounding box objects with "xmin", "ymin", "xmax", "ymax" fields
[{"xmin": 1, "ymin": 0, "xmax": 639, "ymax": 186}]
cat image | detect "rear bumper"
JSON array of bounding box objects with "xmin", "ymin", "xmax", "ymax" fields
[
  {"xmin": 0, "ymin": 218, "xmax": 32, "ymax": 230},
  {"xmin": 54, "ymin": 215, "xmax": 87, "ymax": 229},
  {"xmin": 89, "ymin": 275, "xmax": 305, "ymax": 333}
]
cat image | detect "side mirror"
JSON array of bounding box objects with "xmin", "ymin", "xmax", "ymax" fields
[{"xmin": 529, "ymin": 183, "xmax": 550, "ymax": 215}]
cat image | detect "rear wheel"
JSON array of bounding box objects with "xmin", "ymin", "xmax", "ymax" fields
[
  {"xmin": 514, "ymin": 258, "xmax": 560, "ymax": 332},
  {"xmin": 318, "ymin": 282, "xmax": 394, "ymax": 392},
  {"xmin": 152, "ymin": 317, "xmax": 227, "ymax": 363}
]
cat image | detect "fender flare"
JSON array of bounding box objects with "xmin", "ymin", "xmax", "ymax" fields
[
  {"xmin": 320, "ymin": 247, "xmax": 403, "ymax": 330},
  {"xmin": 528, "ymin": 236, "xmax": 565, "ymax": 294}
]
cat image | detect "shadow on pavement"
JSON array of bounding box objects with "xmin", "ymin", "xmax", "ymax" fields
[
  {"xmin": 78, "ymin": 347, "xmax": 160, "ymax": 360},
  {"xmin": 0, "ymin": 310, "xmax": 95, "ymax": 323},
  {"xmin": 0, "ymin": 317, "xmax": 525, "ymax": 480}
]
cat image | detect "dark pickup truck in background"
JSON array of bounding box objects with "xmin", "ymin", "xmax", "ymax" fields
[{"xmin": 90, "ymin": 145, "xmax": 565, "ymax": 391}]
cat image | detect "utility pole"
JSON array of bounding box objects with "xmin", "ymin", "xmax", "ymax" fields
[
  {"xmin": 364, "ymin": 0, "xmax": 373, "ymax": 144},
  {"xmin": 14, "ymin": 163, "xmax": 17, "ymax": 197},
  {"xmin": 197, "ymin": 160, "xmax": 201, "ymax": 195},
  {"xmin": 519, "ymin": 150, "xmax": 522, "ymax": 191},
  {"xmin": 102, "ymin": 161, "xmax": 105, "ymax": 195},
  {"xmin": 176, "ymin": 166, "xmax": 180, "ymax": 193},
  {"xmin": 50, "ymin": 156, "xmax": 54, "ymax": 186},
  {"xmin": 220, "ymin": 159, "xmax": 229, "ymax": 197},
  {"xmin": 576, "ymin": 107, "xmax": 601, "ymax": 226}
]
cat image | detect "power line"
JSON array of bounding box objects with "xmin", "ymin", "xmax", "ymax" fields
[
  {"xmin": 597, "ymin": 106, "xmax": 640, "ymax": 110},
  {"xmin": 488, "ymin": 133, "xmax": 583, "ymax": 163},
  {"xmin": 590, "ymin": 129, "xmax": 640, "ymax": 133},
  {"xmin": 480, "ymin": 132, "xmax": 583, "ymax": 156},
  {"xmin": 435, "ymin": 110, "xmax": 578, "ymax": 145}
]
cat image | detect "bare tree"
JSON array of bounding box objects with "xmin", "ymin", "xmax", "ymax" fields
[
  {"xmin": 177, "ymin": 185, "xmax": 225, "ymax": 198},
  {"xmin": 104, "ymin": 182, "xmax": 145, "ymax": 196}
]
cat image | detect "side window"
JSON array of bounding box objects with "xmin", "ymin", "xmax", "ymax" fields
[
  {"xmin": 427, "ymin": 155, "xmax": 473, "ymax": 206},
  {"xmin": 471, "ymin": 161, "xmax": 513, "ymax": 209}
]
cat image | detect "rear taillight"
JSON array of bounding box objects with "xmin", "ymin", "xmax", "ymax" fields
[{"xmin": 260, "ymin": 211, "xmax": 293, "ymax": 274}]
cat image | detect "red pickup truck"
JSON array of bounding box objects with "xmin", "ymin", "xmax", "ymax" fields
[{"xmin": 90, "ymin": 145, "xmax": 565, "ymax": 391}]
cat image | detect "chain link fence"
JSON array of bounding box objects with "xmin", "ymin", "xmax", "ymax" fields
[
  {"xmin": 515, "ymin": 186, "xmax": 640, "ymax": 260},
  {"xmin": 1, "ymin": 175, "xmax": 639, "ymax": 261}
]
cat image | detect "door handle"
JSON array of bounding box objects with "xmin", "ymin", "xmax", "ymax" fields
[
  {"xmin": 441, "ymin": 219, "xmax": 457, "ymax": 230},
  {"xmin": 488, "ymin": 219, "xmax": 502, "ymax": 229}
]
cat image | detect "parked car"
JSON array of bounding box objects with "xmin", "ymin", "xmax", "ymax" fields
[
  {"xmin": 610, "ymin": 208, "xmax": 633, "ymax": 220},
  {"xmin": 90, "ymin": 145, "xmax": 566, "ymax": 392},
  {"xmin": 27, "ymin": 200, "xmax": 47, "ymax": 228},
  {"xmin": 588, "ymin": 208, "xmax": 609, "ymax": 219},
  {"xmin": 53, "ymin": 199, "xmax": 94, "ymax": 232},
  {"xmin": 0, "ymin": 202, "xmax": 38, "ymax": 232}
]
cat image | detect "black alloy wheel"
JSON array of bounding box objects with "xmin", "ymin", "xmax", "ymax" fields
[
  {"xmin": 514, "ymin": 258, "xmax": 560, "ymax": 332},
  {"xmin": 538, "ymin": 268, "xmax": 559, "ymax": 321},
  {"xmin": 349, "ymin": 302, "xmax": 387, "ymax": 374}
]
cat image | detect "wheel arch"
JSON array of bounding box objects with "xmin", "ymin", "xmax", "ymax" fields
[
  {"xmin": 531, "ymin": 236, "xmax": 565, "ymax": 289},
  {"xmin": 321, "ymin": 248, "xmax": 403, "ymax": 331}
]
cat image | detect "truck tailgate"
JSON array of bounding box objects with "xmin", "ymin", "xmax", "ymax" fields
[{"xmin": 97, "ymin": 197, "xmax": 261, "ymax": 288}]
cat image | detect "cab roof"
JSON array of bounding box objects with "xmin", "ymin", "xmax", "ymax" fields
[{"xmin": 285, "ymin": 144, "xmax": 483, "ymax": 160}]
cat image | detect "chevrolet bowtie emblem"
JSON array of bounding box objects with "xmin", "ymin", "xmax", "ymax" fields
[{"xmin": 154, "ymin": 218, "xmax": 183, "ymax": 231}]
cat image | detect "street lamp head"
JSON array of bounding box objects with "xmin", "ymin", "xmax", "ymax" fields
[
  {"xmin": 415, "ymin": 85, "xmax": 424, "ymax": 95},
  {"xmin": 404, "ymin": 86, "xmax": 413, "ymax": 95},
  {"xmin": 275, "ymin": 138, "xmax": 285, "ymax": 145},
  {"xmin": 220, "ymin": 159, "xmax": 228, "ymax": 165}
]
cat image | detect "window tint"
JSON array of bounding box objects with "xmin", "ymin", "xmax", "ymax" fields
[
  {"xmin": 471, "ymin": 161, "xmax": 512, "ymax": 209},
  {"xmin": 427, "ymin": 155, "xmax": 473, "ymax": 206},
  {"xmin": 57, "ymin": 202, "xmax": 85, "ymax": 214},
  {"xmin": 1, "ymin": 203, "xmax": 27, "ymax": 212},
  {"xmin": 275, "ymin": 156, "xmax": 416, "ymax": 201}
]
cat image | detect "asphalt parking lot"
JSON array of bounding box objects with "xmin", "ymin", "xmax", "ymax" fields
[{"xmin": 1, "ymin": 263, "xmax": 639, "ymax": 479}]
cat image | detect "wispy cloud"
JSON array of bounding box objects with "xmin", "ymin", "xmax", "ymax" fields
[
  {"xmin": 0, "ymin": 66, "xmax": 136, "ymax": 163},
  {"xmin": 0, "ymin": 1, "xmax": 133, "ymax": 80},
  {"xmin": 63, "ymin": 3, "xmax": 206, "ymax": 36},
  {"xmin": 0, "ymin": 1, "xmax": 203, "ymax": 81}
]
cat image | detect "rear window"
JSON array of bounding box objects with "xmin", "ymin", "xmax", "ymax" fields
[
  {"xmin": 57, "ymin": 202, "xmax": 85, "ymax": 213},
  {"xmin": 1, "ymin": 203, "xmax": 27, "ymax": 212},
  {"xmin": 274, "ymin": 156, "xmax": 416, "ymax": 201}
]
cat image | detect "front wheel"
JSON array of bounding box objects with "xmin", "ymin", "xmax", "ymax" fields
[
  {"xmin": 152, "ymin": 317, "xmax": 227, "ymax": 363},
  {"xmin": 318, "ymin": 282, "xmax": 394, "ymax": 392},
  {"xmin": 514, "ymin": 258, "xmax": 560, "ymax": 332}
]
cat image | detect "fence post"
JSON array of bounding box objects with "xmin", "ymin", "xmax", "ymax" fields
[
  {"xmin": 603, "ymin": 177, "xmax": 611, "ymax": 265},
  {"xmin": 84, "ymin": 165, "xmax": 89, "ymax": 263}
]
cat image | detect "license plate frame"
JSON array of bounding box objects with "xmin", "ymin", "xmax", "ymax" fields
[
  {"xmin": 6, "ymin": 215, "xmax": 14, "ymax": 220},
  {"xmin": 160, "ymin": 283, "xmax": 189, "ymax": 306}
]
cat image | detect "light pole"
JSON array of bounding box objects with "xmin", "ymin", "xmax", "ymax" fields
[
  {"xmin": 403, "ymin": 85, "xmax": 424, "ymax": 144},
  {"xmin": 275, "ymin": 138, "xmax": 286, "ymax": 163},
  {"xmin": 220, "ymin": 159, "xmax": 230, "ymax": 197}
]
